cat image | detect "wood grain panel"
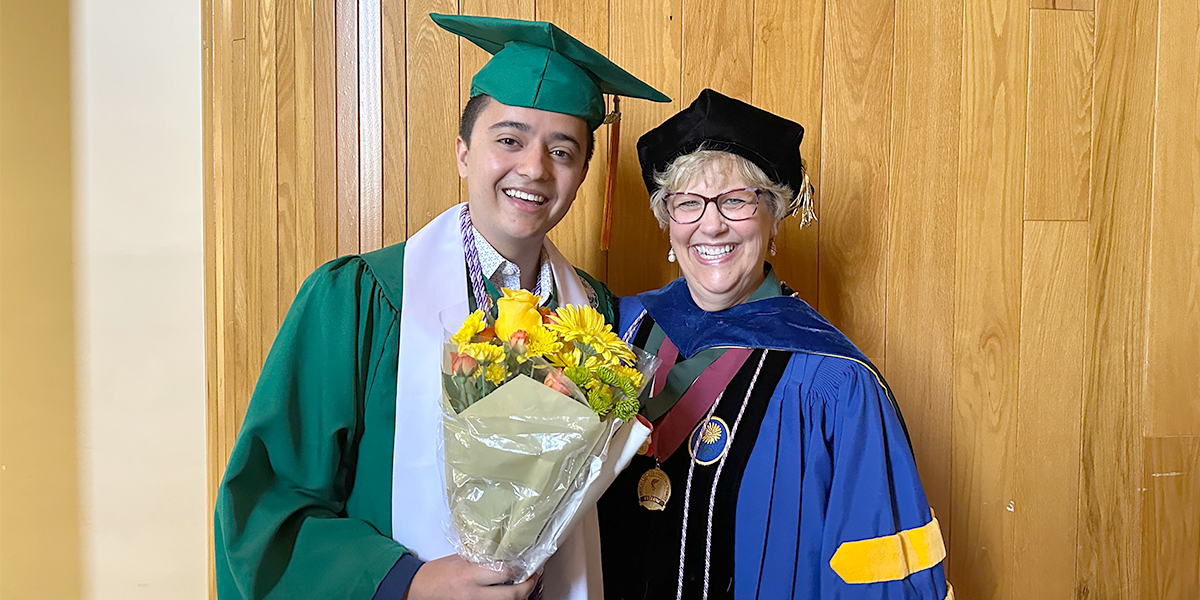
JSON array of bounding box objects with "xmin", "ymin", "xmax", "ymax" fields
[
  {"xmin": 231, "ymin": 38, "xmax": 252, "ymax": 432},
  {"xmin": 1141, "ymin": 436, "xmax": 1200, "ymax": 600},
  {"xmin": 1014, "ymin": 221, "xmax": 1087, "ymax": 600},
  {"xmin": 213, "ymin": 3, "xmax": 239, "ymax": 596},
  {"xmin": 606, "ymin": 0, "xmax": 683, "ymax": 295},
  {"xmin": 241, "ymin": 0, "xmax": 261, "ymax": 393},
  {"xmin": 818, "ymin": 0, "xmax": 893, "ymax": 360},
  {"xmin": 382, "ymin": 0, "xmax": 407, "ymax": 244},
  {"xmin": 681, "ymin": 0, "xmax": 753, "ymax": 102},
  {"xmin": 250, "ymin": 0, "xmax": 280, "ymax": 378},
  {"xmin": 888, "ymin": 0, "xmax": 960, "ymax": 574},
  {"xmin": 336, "ymin": 0, "xmax": 360, "ymax": 255},
  {"xmin": 204, "ymin": 3, "xmax": 217, "ymax": 410},
  {"xmin": 222, "ymin": 28, "xmax": 243, "ymax": 491},
  {"xmin": 315, "ymin": 0, "xmax": 338, "ymax": 262},
  {"xmin": 202, "ymin": 0, "xmax": 220, "ymax": 595},
  {"xmin": 1025, "ymin": 9, "xmax": 1093, "ymax": 221},
  {"xmin": 359, "ymin": 0, "xmax": 384, "ymax": 252},
  {"xmin": 538, "ymin": 0, "xmax": 609, "ymax": 278},
  {"xmin": 277, "ymin": 0, "xmax": 298, "ymax": 321},
  {"xmin": 295, "ymin": 0, "xmax": 318, "ymax": 277},
  {"xmin": 1077, "ymin": 0, "xmax": 1158, "ymax": 596},
  {"xmin": 405, "ymin": 0, "xmax": 461, "ymax": 231},
  {"xmin": 1145, "ymin": 0, "xmax": 1200, "ymax": 437},
  {"xmin": 752, "ymin": 0, "xmax": 823, "ymax": 307},
  {"xmin": 226, "ymin": 15, "xmax": 245, "ymax": 522},
  {"xmin": 220, "ymin": 24, "xmax": 247, "ymax": 570},
  {"xmin": 1031, "ymin": 0, "xmax": 1093, "ymax": 10},
  {"xmin": 233, "ymin": 0, "xmax": 246, "ymax": 39},
  {"xmin": 951, "ymin": 0, "xmax": 1027, "ymax": 593}
]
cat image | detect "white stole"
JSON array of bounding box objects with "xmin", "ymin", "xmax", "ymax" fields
[{"xmin": 391, "ymin": 204, "xmax": 614, "ymax": 599}]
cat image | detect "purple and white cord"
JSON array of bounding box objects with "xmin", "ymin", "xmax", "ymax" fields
[
  {"xmin": 458, "ymin": 205, "xmax": 492, "ymax": 312},
  {"xmin": 458, "ymin": 204, "xmax": 545, "ymax": 311}
]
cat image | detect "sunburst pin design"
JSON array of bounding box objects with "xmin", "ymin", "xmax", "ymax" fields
[{"xmin": 690, "ymin": 416, "xmax": 730, "ymax": 466}]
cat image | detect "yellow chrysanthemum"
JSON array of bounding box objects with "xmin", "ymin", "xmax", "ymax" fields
[
  {"xmin": 525, "ymin": 325, "xmax": 562, "ymax": 358},
  {"xmin": 548, "ymin": 305, "xmax": 635, "ymax": 363},
  {"xmin": 451, "ymin": 310, "xmax": 487, "ymax": 348},
  {"xmin": 547, "ymin": 346, "xmax": 577, "ymax": 370},
  {"xmin": 547, "ymin": 305, "xmax": 607, "ymax": 340},
  {"xmin": 459, "ymin": 342, "xmax": 505, "ymax": 364},
  {"xmin": 548, "ymin": 346, "xmax": 604, "ymax": 372},
  {"xmin": 484, "ymin": 363, "xmax": 507, "ymax": 385},
  {"xmin": 590, "ymin": 329, "xmax": 637, "ymax": 364},
  {"xmin": 547, "ymin": 305, "xmax": 637, "ymax": 364}
]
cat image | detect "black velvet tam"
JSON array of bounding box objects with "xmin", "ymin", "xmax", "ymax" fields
[{"xmin": 636, "ymin": 88, "xmax": 806, "ymax": 195}]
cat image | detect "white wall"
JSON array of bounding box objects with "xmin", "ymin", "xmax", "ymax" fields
[{"xmin": 72, "ymin": 0, "xmax": 207, "ymax": 597}]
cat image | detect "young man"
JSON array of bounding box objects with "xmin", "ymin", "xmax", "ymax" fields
[{"xmin": 213, "ymin": 14, "xmax": 668, "ymax": 600}]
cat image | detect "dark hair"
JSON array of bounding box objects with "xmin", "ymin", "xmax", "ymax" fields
[{"xmin": 458, "ymin": 94, "xmax": 596, "ymax": 164}]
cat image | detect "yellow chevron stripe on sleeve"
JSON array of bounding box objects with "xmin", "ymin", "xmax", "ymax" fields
[{"xmin": 829, "ymin": 511, "xmax": 947, "ymax": 584}]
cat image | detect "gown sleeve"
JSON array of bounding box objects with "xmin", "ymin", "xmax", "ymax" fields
[
  {"xmin": 811, "ymin": 359, "xmax": 949, "ymax": 599},
  {"xmin": 214, "ymin": 256, "xmax": 413, "ymax": 599}
]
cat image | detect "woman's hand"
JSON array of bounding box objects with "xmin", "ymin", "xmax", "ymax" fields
[{"xmin": 402, "ymin": 554, "xmax": 539, "ymax": 600}]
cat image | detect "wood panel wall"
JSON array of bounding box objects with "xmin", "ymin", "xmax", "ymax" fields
[{"xmin": 203, "ymin": 0, "xmax": 1200, "ymax": 596}]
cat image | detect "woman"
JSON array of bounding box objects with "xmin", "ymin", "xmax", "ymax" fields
[{"xmin": 598, "ymin": 90, "xmax": 950, "ymax": 600}]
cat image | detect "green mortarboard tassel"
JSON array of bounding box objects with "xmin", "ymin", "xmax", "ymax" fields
[{"xmin": 431, "ymin": 13, "xmax": 669, "ymax": 130}]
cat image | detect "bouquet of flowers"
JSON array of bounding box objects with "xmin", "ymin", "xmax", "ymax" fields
[{"xmin": 440, "ymin": 289, "xmax": 658, "ymax": 581}]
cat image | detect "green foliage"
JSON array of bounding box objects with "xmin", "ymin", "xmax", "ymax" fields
[{"xmin": 444, "ymin": 373, "xmax": 487, "ymax": 414}]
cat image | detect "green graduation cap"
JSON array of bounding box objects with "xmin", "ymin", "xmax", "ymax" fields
[{"xmin": 431, "ymin": 13, "xmax": 670, "ymax": 130}]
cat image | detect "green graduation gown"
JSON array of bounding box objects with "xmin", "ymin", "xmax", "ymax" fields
[{"xmin": 214, "ymin": 239, "xmax": 615, "ymax": 599}]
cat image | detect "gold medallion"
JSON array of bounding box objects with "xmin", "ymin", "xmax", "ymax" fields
[
  {"xmin": 636, "ymin": 436, "xmax": 651, "ymax": 455},
  {"xmin": 637, "ymin": 466, "xmax": 671, "ymax": 511}
]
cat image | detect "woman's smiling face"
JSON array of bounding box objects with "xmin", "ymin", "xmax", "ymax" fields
[{"xmin": 667, "ymin": 157, "xmax": 778, "ymax": 312}]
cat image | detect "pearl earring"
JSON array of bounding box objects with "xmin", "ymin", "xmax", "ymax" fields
[{"xmin": 667, "ymin": 248, "xmax": 676, "ymax": 263}]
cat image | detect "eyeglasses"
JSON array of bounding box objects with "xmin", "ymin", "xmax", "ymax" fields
[{"xmin": 663, "ymin": 188, "xmax": 762, "ymax": 224}]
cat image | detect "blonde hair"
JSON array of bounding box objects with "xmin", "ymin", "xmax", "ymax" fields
[{"xmin": 648, "ymin": 148, "xmax": 807, "ymax": 229}]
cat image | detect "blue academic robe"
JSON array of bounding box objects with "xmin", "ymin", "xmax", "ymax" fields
[{"xmin": 598, "ymin": 278, "xmax": 949, "ymax": 600}]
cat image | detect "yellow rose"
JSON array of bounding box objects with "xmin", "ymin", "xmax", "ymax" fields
[{"xmin": 495, "ymin": 288, "xmax": 542, "ymax": 342}]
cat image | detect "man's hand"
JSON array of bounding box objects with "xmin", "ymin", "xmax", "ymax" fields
[{"xmin": 402, "ymin": 554, "xmax": 539, "ymax": 600}]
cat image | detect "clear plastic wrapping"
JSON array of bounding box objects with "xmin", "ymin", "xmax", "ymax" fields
[{"xmin": 439, "ymin": 337, "xmax": 659, "ymax": 582}]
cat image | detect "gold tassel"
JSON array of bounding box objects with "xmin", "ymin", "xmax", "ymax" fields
[
  {"xmin": 600, "ymin": 97, "xmax": 621, "ymax": 251},
  {"xmin": 790, "ymin": 160, "xmax": 817, "ymax": 228}
]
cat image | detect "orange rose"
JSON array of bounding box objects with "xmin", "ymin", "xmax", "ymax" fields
[
  {"xmin": 509, "ymin": 330, "xmax": 529, "ymax": 355},
  {"xmin": 543, "ymin": 371, "xmax": 573, "ymax": 397},
  {"xmin": 450, "ymin": 351, "xmax": 478, "ymax": 377}
]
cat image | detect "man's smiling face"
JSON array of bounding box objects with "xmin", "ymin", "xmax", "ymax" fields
[{"xmin": 456, "ymin": 98, "xmax": 591, "ymax": 257}]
